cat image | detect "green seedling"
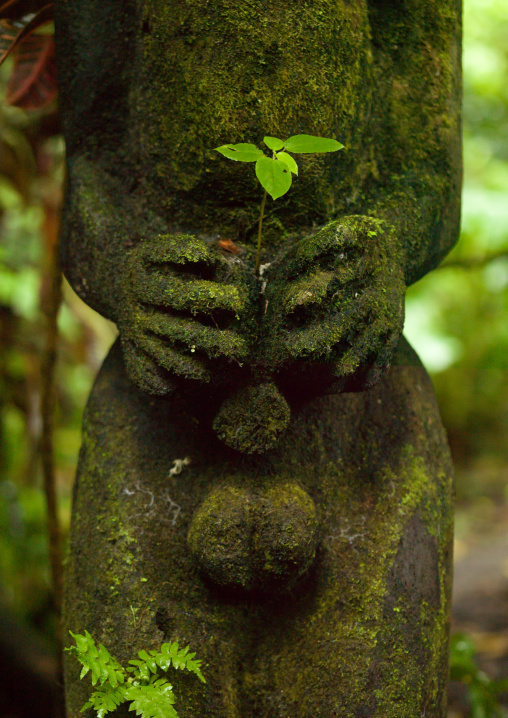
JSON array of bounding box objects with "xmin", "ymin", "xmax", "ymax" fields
[{"xmin": 215, "ymin": 134, "xmax": 344, "ymax": 274}]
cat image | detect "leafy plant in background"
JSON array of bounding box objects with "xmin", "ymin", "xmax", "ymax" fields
[
  {"xmin": 0, "ymin": 0, "xmax": 57, "ymax": 110},
  {"xmin": 215, "ymin": 134, "xmax": 343, "ymax": 274},
  {"xmin": 450, "ymin": 632, "xmax": 508, "ymax": 718},
  {"xmin": 66, "ymin": 630, "xmax": 206, "ymax": 718}
]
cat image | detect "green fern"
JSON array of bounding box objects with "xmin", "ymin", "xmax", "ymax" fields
[
  {"xmin": 123, "ymin": 679, "xmax": 178, "ymax": 718},
  {"xmin": 82, "ymin": 683, "xmax": 125, "ymax": 717},
  {"xmin": 65, "ymin": 630, "xmax": 206, "ymax": 718}
]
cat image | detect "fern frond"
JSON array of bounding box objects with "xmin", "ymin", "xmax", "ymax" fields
[
  {"xmin": 128, "ymin": 658, "xmax": 152, "ymax": 682},
  {"xmin": 67, "ymin": 631, "xmax": 206, "ymax": 718},
  {"xmin": 66, "ymin": 631, "xmax": 126, "ymax": 687},
  {"xmin": 149, "ymin": 642, "xmax": 206, "ymax": 683},
  {"xmin": 123, "ymin": 678, "xmax": 178, "ymax": 718},
  {"xmin": 82, "ymin": 682, "xmax": 126, "ymax": 718}
]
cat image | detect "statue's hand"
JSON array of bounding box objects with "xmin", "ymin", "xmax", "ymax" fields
[
  {"xmin": 118, "ymin": 234, "xmax": 254, "ymax": 395},
  {"xmin": 263, "ymin": 217, "xmax": 406, "ymax": 391}
]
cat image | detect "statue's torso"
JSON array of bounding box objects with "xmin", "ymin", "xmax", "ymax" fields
[
  {"xmin": 60, "ymin": 0, "xmax": 374, "ymax": 235},
  {"xmin": 130, "ymin": 0, "xmax": 371, "ymax": 203}
]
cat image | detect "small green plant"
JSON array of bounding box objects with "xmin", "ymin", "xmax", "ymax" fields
[
  {"xmin": 215, "ymin": 134, "xmax": 344, "ymax": 274},
  {"xmin": 450, "ymin": 632, "xmax": 508, "ymax": 718},
  {"xmin": 65, "ymin": 630, "xmax": 206, "ymax": 718}
]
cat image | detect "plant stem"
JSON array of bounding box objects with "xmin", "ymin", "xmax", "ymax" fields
[
  {"xmin": 254, "ymin": 189, "xmax": 267, "ymax": 276},
  {"xmin": 40, "ymin": 188, "xmax": 66, "ymax": 718}
]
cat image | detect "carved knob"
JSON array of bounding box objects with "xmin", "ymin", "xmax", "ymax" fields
[
  {"xmin": 187, "ymin": 483, "xmax": 318, "ymax": 594},
  {"xmin": 212, "ymin": 383, "xmax": 290, "ymax": 454}
]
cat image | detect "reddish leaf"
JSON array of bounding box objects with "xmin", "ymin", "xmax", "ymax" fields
[
  {"xmin": 6, "ymin": 33, "xmax": 57, "ymax": 109},
  {"xmin": 0, "ymin": 0, "xmax": 33, "ymax": 19},
  {"xmin": 218, "ymin": 238, "xmax": 241, "ymax": 255},
  {"xmin": 0, "ymin": 3, "xmax": 53, "ymax": 65},
  {"xmin": 0, "ymin": 0, "xmax": 52, "ymax": 21}
]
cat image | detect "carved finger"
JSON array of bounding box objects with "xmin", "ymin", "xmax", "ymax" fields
[
  {"xmin": 139, "ymin": 234, "xmax": 213, "ymax": 267},
  {"xmin": 281, "ymin": 317, "xmax": 345, "ymax": 361},
  {"xmin": 132, "ymin": 274, "xmax": 246, "ymax": 319},
  {"xmin": 332, "ymin": 314, "xmax": 402, "ymax": 377},
  {"xmin": 281, "ymin": 270, "xmax": 337, "ymax": 315},
  {"xmin": 121, "ymin": 338, "xmax": 175, "ymax": 396},
  {"xmin": 280, "ymin": 290, "xmax": 376, "ymax": 361},
  {"xmin": 140, "ymin": 235, "xmax": 248, "ymax": 282},
  {"xmin": 269, "ymin": 222, "xmax": 360, "ymax": 284},
  {"xmin": 357, "ymin": 334, "xmax": 400, "ymax": 389},
  {"xmin": 143, "ymin": 313, "xmax": 249, "ymax": 362},
  {"xmin": 133, "ymin": 332, "xmax": 211, "ymax": 383}
]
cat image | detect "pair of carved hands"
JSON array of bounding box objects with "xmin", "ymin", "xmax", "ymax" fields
[{"xmin": 119, "ymin": 217, "xmax": 406, "ymax": 398}]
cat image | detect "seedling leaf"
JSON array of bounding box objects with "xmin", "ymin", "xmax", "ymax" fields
[
  {"xmin": 263, "ymin": 136, "xmax": 284, "ymax": 151},
  {"xmin": 215, "ymin": 143, "xmax": 264, "ymax": 162},
  {"xmin": 255, "ymin": 156, "xmax": 292, "ymax": 200},
  {"xmin": 284, "ymin": 134, "xmax": 344, "ymax": 153},
  {"xmin": 276, "ymin": 151, "xmax": 298, "ymax": 175}
]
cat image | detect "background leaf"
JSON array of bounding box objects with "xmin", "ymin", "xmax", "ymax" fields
[
  {"xmin": 215, "ymin": 143, "xmax": 264, "ymax": 162},
  {"xmin": 284, "ymin": 134, "xmax": 344, "ymax": 153},
  {"xmin": 255, "ymin": 156, "xmax": 292, "ymax": 200},
  {"xmin": 5, "ymin": 34, "xmax": 57, "ymax": 109},
  {"xmin": 0, "ymin": 4, "xmax": 53, "ymax": 65}
]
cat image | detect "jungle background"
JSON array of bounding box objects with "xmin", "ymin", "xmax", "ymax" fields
[{"xmin": 0, "ymin": 0, "xmax": 506, "ymax": 716}]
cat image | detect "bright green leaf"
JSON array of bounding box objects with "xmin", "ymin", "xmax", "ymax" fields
[
  {"xmin": 138, "ymin": 650, "xmax": 157, "ymax": 673},
  {"xmin": 107, "ymin": 667, "xmax": 118, "ymax": 688},
  {"xmin": 215, "ymin": 143, "xmax": 265, "ymax": 162},
  {"xmin": 275, "ymin": 151, "xmax": 298, "ymax": 175},
  {"xmin": 284, "ymin": 134, "xmax": 344, "ymax": 153},
  {"xmin": 263, "ymin": 136, "xmax": 284, "ymax": 151},
  {"xmin": 255, "ymin": 156, "xmax": 292, "ymax": 200}
]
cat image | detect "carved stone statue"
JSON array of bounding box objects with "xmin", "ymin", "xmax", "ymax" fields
[{"xmin": 55, "ymin": 0, "xmax": 461, "ymax": 715}]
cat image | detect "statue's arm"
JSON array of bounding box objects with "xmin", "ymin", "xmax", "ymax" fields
[
  {"xmin": 365, "ymin": 0, "xmax": 462, "ymax": 286},
  {"xmin": 54, "ymin": 0, "xmax": 140, "ymax": 321},
  {"xmin": 263, "ymin": 0, "xmax": 462, "ymax": 389},
  {"xmin": 59, "ymin": 154, "xmax": 254, "ymax": 396},
  {"xmin": 55, "ymin": 3, "xmax": 255, "ymax": 395}
]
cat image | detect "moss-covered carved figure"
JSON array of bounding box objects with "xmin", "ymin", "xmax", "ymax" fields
[{"xmin": 54, "ymin": 0, "xmax": 461, "ymax": 715}]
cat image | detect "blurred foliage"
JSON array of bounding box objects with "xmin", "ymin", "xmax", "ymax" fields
[
  {"xmin": 0, "ymin": 2, "xmax": 506, "ymax": 711},
  {"xmin": 405, "ymin": 0, "xmax": 508, "ymax": 504},
  {"xmin": 0, "ymin": 56, "xmax": 115, "ymax": 637},
  {"xmin": 450, "ymin": 633, "xmax": 508, "ymax": 718}
]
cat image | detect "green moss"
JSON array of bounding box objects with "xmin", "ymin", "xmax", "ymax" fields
[
  {"xmin": 187, "ymin": 481, "xmax": 318, "ymax": 592},
  {"xmin": 258, "ymin": 443, "xmax": 451, "ymax": 717},
  {"xmin": 129, "ymin": 0, "xmax": 372, "ymax": 240},
  {"xmin": 63, "ymin": 342, "xmax": 454, "ymax": 717},
  {"xmin": 212, "ymin": 382, "xmax": 290, "ymax": 453},
  {"xmin": 262, "ymin": 216, "xmax": 405, "ymax": 373},
  {"xmin": 58, "ymin": 0, "xmax": 460, "ymax": 713}
]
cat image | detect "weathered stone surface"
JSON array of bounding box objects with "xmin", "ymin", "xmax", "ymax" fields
[
  {"xmin": 54, "ymin": 0, "xmax": 462, "ymax": 715},
  {"xmin": 63, "ymin": 338, "xmax": 454, "ymax": 717},
  {"xmin": 54, "ymin": 0, "xmax": 462, "ymax": 407}
]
